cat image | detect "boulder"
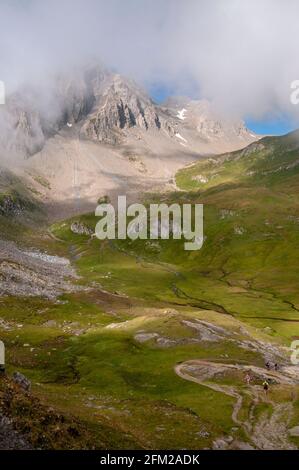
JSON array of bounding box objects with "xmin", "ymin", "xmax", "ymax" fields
[
  {"xmin": 70, "ymin": 222, "xmax": 93, "ymax": 236},
  {"xmin": 12, "ymin": 372, "xmax": 31, "ymax": 392}
]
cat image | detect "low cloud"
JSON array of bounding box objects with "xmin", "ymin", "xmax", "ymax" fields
[{"xmin": 1, "ymin": 0, "xmax": 299, "ymax": 122}]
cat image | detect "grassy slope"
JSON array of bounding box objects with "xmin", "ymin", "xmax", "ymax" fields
[
  {"xmin": 175, "ymin": 131, "xmax": 299, "ymax": 333},
  {"xmin": 2, "ymin": 131, "xmax": 299, "ymax": 448}
]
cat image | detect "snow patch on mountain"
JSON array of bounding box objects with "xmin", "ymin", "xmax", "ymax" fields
[{"xmin": 177, "ymin": 108, "xmax": 187, "ymax": 120}]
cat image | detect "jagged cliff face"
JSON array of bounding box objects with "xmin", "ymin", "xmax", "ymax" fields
[{"xmin": 81, "ymin": 74, "xmax": 162, "ymax": 144}]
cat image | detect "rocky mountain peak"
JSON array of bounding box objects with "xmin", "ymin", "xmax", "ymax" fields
[{"xmin": 80, "ymin": 73, "xmax": 162, "ymax": 143}]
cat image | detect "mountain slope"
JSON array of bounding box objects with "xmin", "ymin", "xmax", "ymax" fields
[
  {"xmin": 163, "ymin": 97, "xmax": 257, "ymax": 154},
  {"xmin": 1, "ymin": 128, "xmax": 299, "ymax": 450},
  {"xmin": 0, "ymin": 66, "xmax": 259, "ymax": 217},
  {"xmin": 174, "ymin": 129, "xmax": 299, "ymax": 303},
  {"xmin": 176, "ymin": 129, "xmax": 299, "ymax": 190}
]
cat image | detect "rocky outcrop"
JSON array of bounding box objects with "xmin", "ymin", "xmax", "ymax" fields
[
  {"xmin": 0, "ymin": 194, "xmax": 24, "ymax": 216},
  {"xmin": 70, "ymin": 221, "xmax": 93, "ymax": 236},
  {"xmin": 81, "ymin": 74, "xmax": 163, "ymax": 144},
  {"xmin": 12, "ymin": 372, "xmax": 31, "ymax": 392},
  {"xmin": 0, "ymin": 239, "xmax": 80, "ymax": 299}
]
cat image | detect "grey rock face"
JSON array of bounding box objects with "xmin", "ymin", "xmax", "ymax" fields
[{"xmin": 81, "ymin": 74, "xmax": 163, "ymax": 144}]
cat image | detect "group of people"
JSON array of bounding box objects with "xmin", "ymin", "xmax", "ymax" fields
[
  {"xmin": 244, "ymin": 372, "xmax": 269, "ymax": 394},
  {"xmin": 243, "ymin": 361, "xmax": 279, "ymax": 396}
]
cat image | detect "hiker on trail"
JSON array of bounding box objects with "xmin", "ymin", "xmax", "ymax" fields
[
  {"xmin": 263, "ymin": 380, "xmax": 269, "ymax": 395},
  {"xmin": 244, "ymin": 373, "xmax": 251, "ymax": 385}
]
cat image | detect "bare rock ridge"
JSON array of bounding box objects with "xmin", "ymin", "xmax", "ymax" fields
[{"xmin": 81, "ymin": 74, "xmax": 163, "ymax": 144}]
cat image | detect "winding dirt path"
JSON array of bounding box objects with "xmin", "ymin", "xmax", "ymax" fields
[{"xmin": 175, "ymin": 360, "xmax": 299, "ymax": 449}]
